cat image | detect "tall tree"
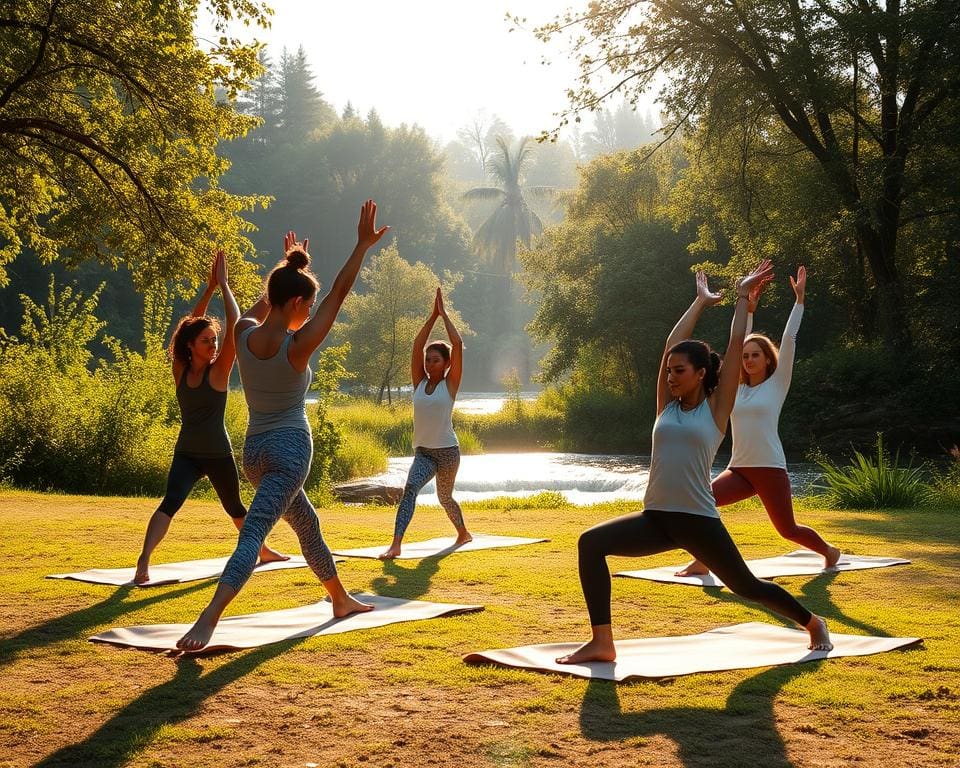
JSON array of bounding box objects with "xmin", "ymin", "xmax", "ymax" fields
[
  {"xmin": 277, "ymin": 45, "xmax": 335, "ymax": 141},
  {"xmin": 462, "ymin": 136, "xmax": 553, "ymax": 276},
  {"xmin": 237, "ymin": 47, "xmax": 281, "ymax": 142},
  {"xmin": 0, "ymin": 0, "xmax": 270, "ymax": 290},
  {"xmin": 533, "ymin": 0, "xmax": 960, "ymax": 355}
]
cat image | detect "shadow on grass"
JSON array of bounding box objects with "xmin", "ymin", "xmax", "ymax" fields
[
  {"xmin": 32, "ymin": 639, "xmax": 302, "ymax": 768},
  {"xmin": 579, "ymin": 663, "xmax": 812, "ymax": 768},
  {"xmin": 0, "ymin": 582, "xmax": 210, "ymax": 667},
  {"xmin": 830, "ymin": 508, "xmax": 960, "ymax": 566},
  {"xmin": 370, "ymin": 550, "xmax": 454, "ymax": 600}
]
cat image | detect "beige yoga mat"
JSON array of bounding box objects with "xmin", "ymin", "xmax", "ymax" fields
[
  {"xmin": 90, "ymin": 593, "xmax": 482, "ymax": 652},
  {"xmin": 48, "ymin": 555, "xmax": 317, "ymax": 587},
  {"xmin": 332, "ymin": 534, "xmax": 548, "ymax": 560},
  {"xmin": 464, "ymin": 622, "xmax": 921, "ymax": 681},
  {"xmin": 615, "ymin": 549, "xmax": 910, "ymax": 587}
]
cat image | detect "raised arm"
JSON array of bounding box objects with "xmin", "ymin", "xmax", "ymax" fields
[
  {"xmin": 211, "ymin": 250, "xmax": 239, "ymax": 387},
  {"xmin": 709, "ymin": 261, "xmax": 775, "ymax": 431},
  {"xmin": 170, "ymin": 256, "xmax": 217, "ymax": 380},
  {"xmin": 770, "ymin": 266, "xmax": 806, "ymax": 391},
  {"xmin": 289, "ymin": 200, "xmax": 389, "ymax": 366},
  {"xmin": 436, "ymin": 288, "xmax": 463, "ymax": 398},
  {"xmin": 656, "ymin": 271, "xmax": 722, "ymax": 415},
  {"xmin": 744, "ymin": 271, "xmax": 772, "ymax": 336},
  {"xmin": 411, "ymin": 295, "xmax": 439, "ymax": 389}
]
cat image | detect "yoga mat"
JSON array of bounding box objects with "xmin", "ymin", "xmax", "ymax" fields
[
  {"xmin": 464, "ymin": 622, "xmax": 921, "ymax": 681},
  {"xmin": 332, "ymin": 533, "xmax": 548, "ymax": 560},
  {"xmin": 615, "ymin": 549, "xmax": 910, "ymax": 587},
  {"xmin": 48, "ymin": 555, "xmax": 318, "ymax": 587},
  {"xmin": 90, "ymin": 593, "xmax": 482, "ymax": 652}
]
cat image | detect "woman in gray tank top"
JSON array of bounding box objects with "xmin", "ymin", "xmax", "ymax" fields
[
  {"xmin": 134, "ymin": 251, "xmax": 285, "ymax": 584},
  {"xmin": 177, "ymin": 200, "xmax": 390, "ymax": 652},
  {"xmin": 559, "ymin": 263, "xmax": 832, "ymax": 666}
]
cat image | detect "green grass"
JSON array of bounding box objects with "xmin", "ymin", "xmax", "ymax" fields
[{"xmin": 1, "ymin": 490, "xmax": 958, "ymax": 767}]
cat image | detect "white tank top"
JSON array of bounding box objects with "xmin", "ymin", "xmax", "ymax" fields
[
  {"xmin": 412, "ymin": 378, "xmax": 458, "ymax": 449},
  {"xmin": 643, "ymin": 399, "xmax": 725, "ymax": 518}
]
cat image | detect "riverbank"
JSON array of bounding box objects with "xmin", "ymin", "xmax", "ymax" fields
[{"xmin": 1, "ymin": 489, "xmax": 956, "ymax": 767}]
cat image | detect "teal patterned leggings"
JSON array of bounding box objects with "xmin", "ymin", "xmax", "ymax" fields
[{"xmin": 393, "ymin": 445, "xmax": 464, "ymax": 540}]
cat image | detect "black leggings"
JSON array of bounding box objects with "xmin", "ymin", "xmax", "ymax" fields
[
  {"xmin": 577, "ymin": 509, "xmax": 812, "ymax": 627},
  {"xmin": 157, "ymin": 452, "xmax": 246, "ymax": 519}
]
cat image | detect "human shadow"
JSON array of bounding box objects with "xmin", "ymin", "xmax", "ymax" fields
[
  {"xmin": 1, "ymin": 581, "xmax": 210, "ymax": 667},
  {"xmin": 370, "ymin": 549, "xmax": 456, "ymax": 600},
  {"xmin": 32, "ymin": 638, "xmax": 303, "ymax": 768},
  {"xmin": 579, "ymin": 662, "xmax": 811, "ymax": 768}
]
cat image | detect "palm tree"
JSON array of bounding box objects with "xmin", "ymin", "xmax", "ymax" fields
[{"xmin": 462, "ymin": 136, "xmax": 554, "ymax": 276}]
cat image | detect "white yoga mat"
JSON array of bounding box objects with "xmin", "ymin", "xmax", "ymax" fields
[
  {"xmin": 615, "ymin": 550, "xmax": 910, "ymax": 587},
  {"xmin": 332, "ymin": 534, "xmax": 548, "ymax": 560},
  {"xmin": 464, "ymin": 622, "xmax": 921, "ymax": 681},
  {"xmin": 48, "ymin": 555, "xmax": 316, "ymax": 587},
  {"xmin": 90, "ymin": 593, "xmax": 483, "ymax": 652}
]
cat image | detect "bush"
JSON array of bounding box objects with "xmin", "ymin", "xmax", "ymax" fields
[
  {"xmin": 930, "ymin": 446, "xmax": 960, "ymax": 508},
  {"xmin": 329, "ymin": 428, "xmax": 390, "ymax": 482},
  {"xmin": 814, "ymin": 434, "xmax": 932, "ymax": 508}
]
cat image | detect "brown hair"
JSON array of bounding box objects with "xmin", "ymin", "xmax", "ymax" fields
[
  {"xmin": 169, "ymin": 315, "xmax": 221, "ymax": 365},
  {"xmin": 425, "ymin": 340, "xmax": 452, "ymax": 364},
  {"xmin": 267, "ymin": 247, "xmax": 320, "ymax": 307},
  {"xmin": 740, "ymin": 333, "xmax": 779, "ymax": 383}
]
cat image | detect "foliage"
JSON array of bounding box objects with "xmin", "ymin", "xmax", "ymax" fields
[
  {"xmin": 0, "ymin": 0, "xmax": 271, "ymax": 292},
  {"xmin": 814, "ymin": 434, "xmax": 932, "ymax": 509},
  {"xmin": 531, "ymin": 0, "xmax": 960, "ymax": 355},
  {"xmin": 930, "ymin": 446, "xmax": 960, "ymax": 508},
  {"xmin": 331, "ymin": 244, "xmax": 471, "ymax": 403},
  {"xmin": 304, "ymin": 343, "xmax": 353, "ymax": 493}
]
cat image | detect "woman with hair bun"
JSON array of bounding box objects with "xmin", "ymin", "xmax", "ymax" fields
[
  {"xmin": 558, "ymin": 263, "xmax": 831, "ymax": 665},
  {"xmin": 178, "ymin": 200, "xmax": 389, "ymax": 651},
  {"xmin": 134, "ymin": 250, "xmax": 285, "ymax": 584},
  {"xmin": 677, "ymin": 265, "xmax": 840, "ymax": 577},
  {"xmin": 379, "ymin": 287, "xmax": 471, "ymax": 560}
]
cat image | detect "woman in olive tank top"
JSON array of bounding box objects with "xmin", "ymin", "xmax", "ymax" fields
[
  {"xmin": 559, "ymin": 263, "xmax": 831, "ymax": 665},
  {"xmin": 134, "ymin": 252, "xmax": 285, "ymax": 585}
]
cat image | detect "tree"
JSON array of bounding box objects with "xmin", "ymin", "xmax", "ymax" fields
[
  {"xmin": 331, "ymin": 244, "xmax": 471, "ymax": 403},
  {"xmin": 532, "ymin": 0, "xmax": 960, "ymax": 355},
  {"xmin": 276, "ymin": 45, "xmax": 336, "ymax": 141},
  {"xmin": 237, "ymin": 47, "xmax": 281, "ymax": 143},
  {"xmin": 0, "ymin": 0, "xmax": 271, "ymax": 291},
  {"xmin": 462, "ymin": 136, "xmax": 554, "ymax": 276}
]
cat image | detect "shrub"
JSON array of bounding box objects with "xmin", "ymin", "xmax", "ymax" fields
[{"xmin": 815, "ymin": 434, "xmax": 932, "ymax": 508}]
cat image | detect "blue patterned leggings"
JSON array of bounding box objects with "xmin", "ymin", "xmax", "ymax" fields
[
  {"xmin": 393, "ymin": 445, "xmax": 465, "ymax": 540},
  {"xmin": 219, "ymin": 428, "xmax": 338, "ymax": 592}
]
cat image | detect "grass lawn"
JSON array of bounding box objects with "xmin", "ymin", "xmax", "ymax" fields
[{"xmin": 1, "ymin": 490, "xmax": 957, "ymax": 767}]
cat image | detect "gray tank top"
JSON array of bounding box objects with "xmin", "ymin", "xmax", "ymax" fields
[
  {"xmin": 237, "ymin": 325, "xmax": 312, "ymax": 437},
  {"xmin": 173, "ymin": 365, "xmax": 233, "ymax": 457},
  {"xmin": 642, "ymin": 399, "xmax": 725, "ymax": 518}
]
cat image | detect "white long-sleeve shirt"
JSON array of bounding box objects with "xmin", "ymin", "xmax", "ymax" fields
[{"xmin": 728, "ymin": 303, "xmax": 804, "ymax": 469}]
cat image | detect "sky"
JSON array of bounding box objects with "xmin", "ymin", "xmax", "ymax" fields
[{"xmin": 198, "ymin": 0, "xmax": 659, "ymax": 144}]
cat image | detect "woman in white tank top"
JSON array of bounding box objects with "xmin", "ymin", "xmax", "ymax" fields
[{"xmin": 379, "ymin": 288, "xmax": 472, "ymax": 559}]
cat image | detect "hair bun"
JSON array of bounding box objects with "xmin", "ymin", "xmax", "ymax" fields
[{"xmin": 285, "ymin": 247, "xmax": 310, "ymax": 270}]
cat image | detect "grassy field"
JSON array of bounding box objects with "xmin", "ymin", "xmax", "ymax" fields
[{"xmin": 1, "ymin": 490, "xmax": 957, "ymax": 768}]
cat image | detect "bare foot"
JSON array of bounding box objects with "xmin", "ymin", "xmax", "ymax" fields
[
  {"xmin": 824, "ymin": 545, "xmax": 842, "ymax": 569},
  {"xmin": 378, "ymin": 545, "xmax": 401, "ymax": 560},
  {"xmin": 675, "ymin": 559, "xmax": 710, "ymax": 577},
  {"xmin": 332, "ymin": 594, "xmax": 374, "ymax": 619},
  {"xmin": 258, "ymin": 545, "xmax": 290, "ymax": 564},
  {"xmin": 133, "ymin": 558, "xmax": 150, "ymax": 585},
  {"xmin": 454, "ymin": 530, "xmax": 473, "ymax": 547},
  {"xmin": 556, "ymin": 638, "xmax": 617, "ymax": 665},
  {"xmin": 806, "ymin": 614, "xmax": 833, "ymax": 652},
  {"xmin": 176, "ymin": 611, "xmax": 218, "ymax": 652}
]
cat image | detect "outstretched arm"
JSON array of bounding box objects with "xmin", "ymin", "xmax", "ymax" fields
[
  {"xmin": 771, "ymin": 266, "xmax": 806, "ymax": 391},
  {"xmin": 656, "ymin": 271, "xmax": 722, "ymax": 415},
  {"xmin": 436, "ymin": 288, "xmax": 463, "ymax": 398},
  {"xmin": 211, "ymin": 251, "xmax": 239, "ymax": 387},
  {"xmin": 289, "ymin": 200, "xmax": 389, "ymax": 367},
  {"xmin": 170, "ymin": 256, "xmax": 218, "ymax": 381},
  {"xmin": 710, "ymin": 261, "xmax": 775, "ymax": 431},
  {"xmin": 411, "ymin": 296, "xmax": 439, "ymax": 389}
]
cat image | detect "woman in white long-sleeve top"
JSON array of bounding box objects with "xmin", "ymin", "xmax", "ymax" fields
[{"xmin": 677, "ymin": 266, "xmax": 840, "ymax": 577}]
